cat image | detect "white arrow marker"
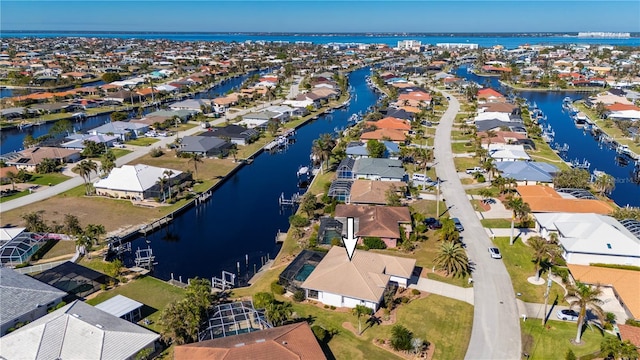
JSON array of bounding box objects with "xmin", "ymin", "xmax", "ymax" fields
[{"xmin": 342, "ymin": 217, "xmax": 357, "ymax": 261}]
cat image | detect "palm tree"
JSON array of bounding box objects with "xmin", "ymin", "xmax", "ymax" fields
[
  {"xmin": 228, "ymin": 145, "xmax": 238, "ymax": 162},
  {"xmin": 528, "ymin": 236, "xmax": 560, "ymax": 281},
  {"xmin": 156, "ymin": 176, "xmax": 167, "ymax": 202},
  {"xmin": 352, "ymin": 304, "xmax": 372, "ymax": 335},
  {"xmin": 265, "ymin": 301, "xmax": 293, "ymax": 327},
  {"xmin": 504, "ymin": 195, "xmax": 531, "ymax": 245},
  {"xmin": 163, "ymin": 169, "xmax": 175, "ymax": 201},
  {"xmin": 434, "ymin": 240, "xmax": 470, "ymax": 278},
  {"xmin": 189, "ymin": 153, "xmax": 203, "ymax": 178},
  {"xmin": 482, "ymin": 159, "xmax": 497, "ymax": 183},
  {"xmin": 565, "ymin": 281, "xmax": 605, "ymax": 344},
  {"xmin": 593, "ymin": 172, "xmax": 615, "ymax": 196},
  {"xmin": 73, "ymin": 159, "xmax": 98, "ymax": 195},
  {"xmin": 478, "ymin": 188, "xmax": 493, "ymax": 204},
  {"xmin": 6, "ymin": 171, "xmax": 17, "ymax": 191}
]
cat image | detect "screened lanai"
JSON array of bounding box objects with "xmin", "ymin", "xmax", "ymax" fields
[
  {"xmin": 197, "ymin": 301, "xmax": 271, "ymax": 341},
  {"xmin": 0, "ymin": 232, "xmax": 48, "ymax": 266},
  {"xmin": 620, "ymin": 219, "xmax": 640, "ymax": 240},
  {"xmin": 328, "ymin": 179, "xmax": 353, "ymax": 202}
]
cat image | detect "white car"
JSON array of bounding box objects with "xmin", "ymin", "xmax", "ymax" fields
[
  {"xmin": 488, "ymin": 247, "xmax": 502, "ymax": 259},
  {"xmin": 557, "ymin": 309, "xmax": 579, "ymax": 321},
  {"xmin": 112, "ymin": 142, "xmax": 125, "ymax": 148}
]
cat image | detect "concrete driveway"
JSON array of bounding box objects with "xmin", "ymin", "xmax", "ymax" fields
[{"xmin": 433, "ymin": 91, "xmax": 522, "ymax": 360}]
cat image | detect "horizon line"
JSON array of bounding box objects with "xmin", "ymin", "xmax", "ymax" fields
[{"xmin": 2, "ymin": 30, "xmax": 639, "ymax": 35}]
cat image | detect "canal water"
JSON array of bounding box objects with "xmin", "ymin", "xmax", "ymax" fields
[
  {"xmin": 0, "ymin": 74, "xmax": 251, "ymax": 154},
  {"xmin": 456, "ymin": 67, "xmax": 640, "ymax": 207},
  {"xmin": 124, "ymin": 67, "xmax": 379, "ymax": 282}
]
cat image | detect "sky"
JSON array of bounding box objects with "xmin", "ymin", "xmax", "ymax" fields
[{"xmin": 1, "ymin": 1, "xmax": 639, "ymax": 33}]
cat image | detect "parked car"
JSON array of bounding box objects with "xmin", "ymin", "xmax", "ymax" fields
[
  {"xmin": 452, "ymin": 217, "xmax": 464, "ymax": 232},
  {"xmin": 557, "ymin": 309, "xmax": 579, "ymax": 321},
  {"xmin": 424, "ymin": 217, "xmax": 438, "ymax": 226},
  {"xmin": 412, "ymin": 173, "xmax": 431, "ymax": 183},
  {"xmin": 112, "ymin": 142, "xmax": 125, "ymax": 148},
  {"xmin": 428, "ymin": 220, "xmax": 443, "ymax": 230},
  {"xmin": 488, "ymin": 247, "xmax": 502, "ymax": 259},
  {"xmin": 466, "ymin": 166, "xmax": 484, "ymax": 175}
]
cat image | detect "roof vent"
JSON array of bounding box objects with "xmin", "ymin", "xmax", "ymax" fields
[
  {"xmin": 234, "ymin": 343, "xmax": 245, "ymax": 347},
  {"xmin": 606, "ymin": 243, "xmax": 612, "ymax": 249},
  {"xmin": 282, "ymin": 341, "xmax": 288, "ymax": 345},
  {"xmin": 95, "ymin": 324, "xmax": 103, "ymax": 329},
  {"xmin": 71, "ymin": 313, "xmax": 80, "ymax": 318}
]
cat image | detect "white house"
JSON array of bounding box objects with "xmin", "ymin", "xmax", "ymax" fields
[
  {"xmin": 534, "ymin": 213, "xmax": 640, "ymax": 266},
  {"xmin": 169, "ymin": 99, "xmax": 211, "ymax": 113},
  {"xmin": 0, "ymin": 300, "xmax": 159, "ymax": 360},
  {"xmin": 485, "ymin": 143, "xmax": 531, "ymax": 162},
  {"xmin": 94, "ymin": 164, "xmax": 185, "ymax": 200},
  {"xmin": 301, "ymin": 246, "xmax": 415, "ymax": 311}
]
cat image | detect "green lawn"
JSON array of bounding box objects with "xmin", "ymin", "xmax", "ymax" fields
[
  {"xmin": 522, "ymin": 319, "xmax": 613, "ymax": 360},
  {"xmin": 0, "ymin": 190, "xmax": 30, "ymax": 203},
  {"xmin": 38, "ymin": 240, "xmax": 77, "ymax": 260},
  {"xmin": 291, "ymin": 294, "xmax": 473, "ymax": 360},
  {"xmin": 28, "ymin": 172, "xmax": 70, "ymax": 186},
  {"xmin": 125, "ymin": 137, "xmax": 159, "ymax": 146},
  {"xmin": 492, "ymin": 237, "xmax": 566, "ymax": 305},
  {"xmin": 111, "ymin": 148, "xmax": 132, "ymax": 158},
  {"xmin": 451, "ymin": 141, "xmax": 474, "ymax": 154},
  {"xmin": 454, "ymin": 157, "xmax": 480, "ymax": 172},
  {"xmin": 527, "ymin": 138, "xmax": 571, "ymax": 171},
  {"xmin": 575, "ymin": 102, "xmax": 640, "ymax": 154},
  {"xmin": 86, "ymin": 275, "xmax": 185, "ymax": 333},
  {"xmin": 480, "ymin": 218, "xmax": 513, "ymax": 228}
]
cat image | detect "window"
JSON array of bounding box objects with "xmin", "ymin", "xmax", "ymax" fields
[{"xmin": 307, "ymin": 290, "xmax": 319, "ymax": 300}]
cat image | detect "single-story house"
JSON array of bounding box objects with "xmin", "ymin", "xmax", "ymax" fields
[
  {"xmin": 475, "ymin": 119, "xmax": 527, "ymax": 134},
  {"xmin": 517, "ymin": 185, "xmax": 614, "ymax": 214},
  {"xmin": 348, "ymin": 180, "xmax": 407, "ymax": 205},
  {"xmin": 0, "ymin": 166, "xmax": 20, "ymax": 183},
  {"xmin": 239, "ymin": 111, "xmax": 281, "ymax": 129},
  {"xmin": 352, "ymin": 158, "xmax": 406, "ymax": 181},
  {"xmin": 169, "ymin": 99, "xmax": 211, "ymax": 113},
  {"xmin": 301, "ymin": 246, "xmax": 416, "ymax": 311},
  {"xmin": 534, "ymin": 213, "xmax": 640, "ymax": 266},
  {"xmin": 345, "ymin": 141, "xmax": 400, "ymax": 159},
  {"xmin": 360, "ymin": 128, "xmax": 407, "ymax": 143},
  {"xmin": 334, "ymin": 204, "xmax": 412, "ymax": 248},
  {"xmin": 175, "ymin": 322, "xmax": 326, "ymax": 360},
  {"xmin": 202, "ymin": 124, "xmax": 260, "ymax": 146},
  {"xmin": 90, "ymin": 121, "xmax": 149, "ymax": 141},
  {"xmin": 180, "ymin": 136, "xmax": 232, "ymax": 157},
  {"xmin": 60, "ymin": 134, "xmax": 119, "ymax": 150},
  {"xmin": 0, "ymin": 300, "xmax": 159, "ymax": 360},
  {"xmin": 94, "ymin": 164, "xmax": 186, "ymax": 200},
  {"xmin": 486, "ymin": 143, "xmax": 531, "ymax": 162},
  {"xmin": 0, "ymin": 267, "xmax": 66, "ymax": 336},
  {"xmin": 0, "ymin": 147, "xmax": 81, "ymax": 172},
  {"xmin": 496, "ymin": 161, "xmax": 559, "ymax": 184}
]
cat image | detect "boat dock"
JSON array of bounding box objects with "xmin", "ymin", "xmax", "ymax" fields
[{"xmin": 275, "ymin": 230, "xmax": 287, "ymax": 244}]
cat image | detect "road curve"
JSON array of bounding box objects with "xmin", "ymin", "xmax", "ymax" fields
[{"xmin": 433, "ymin": 91, "xmax": 521, "ymax": 359}]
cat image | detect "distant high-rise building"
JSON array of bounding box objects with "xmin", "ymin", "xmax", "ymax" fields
[
  {"xmin": 397, "ymin": 39, "xmax": 422, "ymax": 50},
  {"xmin": 577, "ymin": 32, "xmax": 631, "ymax": 38}
]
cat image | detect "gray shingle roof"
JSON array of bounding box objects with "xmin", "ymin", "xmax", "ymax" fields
[
  {"xmin": 0, "ymin": 300, "xmax": 159, "ymax": 360},
  {"xmin": 0, "ymin": 267, "xmax": 66, "ymax": 328},
  {"xmin": 496, "ymin": 161, "xmax": 559, "ymax": 182},
  {"xmin": 353, "ymin": 158, "xmax": 406, "ymax": 180}
]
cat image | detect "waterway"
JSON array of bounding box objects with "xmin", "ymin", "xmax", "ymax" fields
[
  {"xmin": 3, "ymin": 32, "xmax": 640, "ymax": 48},
  {"xmin": 0, "ymin": 73, "xmax": 251, "ymax": 154},
  {"xmin": 456, "ymin": 67, "xmax": 640, "ymax": 207},
  {"xmin": 122, "ymin": 67, "xmax": 379, "ymax": 283}
]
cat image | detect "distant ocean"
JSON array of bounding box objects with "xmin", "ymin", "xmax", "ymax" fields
[{"xmin": 2, "ymin": 32, "xmax": 640, "ymax": 48}]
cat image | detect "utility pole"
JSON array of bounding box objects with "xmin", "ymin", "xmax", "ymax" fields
[
  {"xmin": 436, "ymin": 178, "xmax": 440, "ymax": 217},
  {"xmin": 542, "ymin": 275, "xmax": 552, "ymax": 325}
]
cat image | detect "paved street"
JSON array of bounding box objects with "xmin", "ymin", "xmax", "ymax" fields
[
  {"xmin": 433, "ymin": 91, "xmax": 522, "ymax": 359},
  {"xmin": 0, "ymin": 100, "xmax": 283, "ymax": 213}
]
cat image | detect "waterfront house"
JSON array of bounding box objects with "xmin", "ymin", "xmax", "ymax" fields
[
  {"xmin": 475, "ymin": 119, "xmax": 527, "ymax": 134},
  {"xmin": 345, "ymin": 140, "xmax": 400, "ymax": 159},
  {"xmin": 477, "ymin": 88, "xmax": 506, "ymax": 103},
  {"xmin": 367, "ymin": 116, "xmax": 411, "ymax": 133},
  {"xmin": 495, "ymin": 161, "xmax": 559, "ymax": 184},
  {"xmin": 94, "ymin": 164, "xmax": 186, "ymax": 200},
  {"xmin": 175, "ymin": 322, "xmax": 326, "ymax": 360},
  {"xmin": 0, "ymin": 300, "xmax": 159, "ymax": 360},
  {"xmin": 0, "ymin": 147, "xmax": 81, "ymax": 172},
  {"xmin": 301, "ymin": 246, "xmax": 416, "ymax": 310},
  {"xmin": 0, "ymin": 267, "xmax": 66, "ymax": 336},
  {"xmin": 334, "ymin": 204, "xmax": 412, "ymax": 249},
  {"xmin": 239, "ymin": 111, "xmax": 280, "ymax": 129},
  {"xmin": 348, "ymin": 180, "xmax": 407, "ymax": 205},
  {"xmin": 534, "ymin": 213, "xmax": 640, "ymax": 266},
  {"xmin": 90, "ymin": 121, "xmax": 149, "ymax": 141},
  {"xmin": 180, "ymin": 135, "xmax": 232, "ymax": 157},
  {"xmin": 169, "ymin": 99, "xmax": 211, "ymax": 113},
  {"xmin": 60, "ymin": 133, "xmax": 119, "ymax": 150},
  {"xmin": 352, "ymin": 158, "xmax": 406, "ymax": 181},
  {"xmin": 212, "ymin": 95, "xmax": 239, "ymax": 114},
  {"xmin": 360, "ymin": 128, "xmax": 407, "ymax": 144},
  {"xmin": 485, "ymin": 143, "xmax": 531, "ymax": 162},
  {"xmin": 201, "ymin": 125, "xmax": 259, "ymax": 146},
  {"xmin": 516, "ymin": 185, "xmax": 614, "ymax": 214}
]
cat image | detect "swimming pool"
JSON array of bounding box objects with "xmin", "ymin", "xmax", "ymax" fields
[{"xmin": 294, "ymin": 263, "xmax": 316, "ymax": 282}]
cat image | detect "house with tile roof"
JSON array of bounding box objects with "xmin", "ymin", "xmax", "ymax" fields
[
  {"xmin": 534, "ymin": 213, "xmax": 640, "ymax": 266},
  {"xmin": 0, "ymin": 300, "xmax": 159, "ymax": 360},
  {"xmin": 0, "ymin": 267, "xmax": 66, "ymax": 336},
  {"xmin": 301, "ymin": 246, "xmax": 416, "ymax": 310},
  {"xmin": 334, "ymin": 204, "xmax": 412, "ymax": 248},
  {"xmin": 175, "ymin": 322, "xmax": 326, "ymax": 360},
  {"xmin": 618, "ymin": 324, "xmax": 640, "ymax": 347},
  {"xmin": 477, "ymin": 88, "xmax": 506, "ymax": 103},
  {"xmin": 348, "ymin": 180, "xmax": 406, "ymax": 205},
  {"xmin": 0, "ymin": 147, "xmax": 81, "ymax": 172},
  {"xmin": 516, "ymin": 185, "xmax": 614, "ymax": 214},
  {"xmin": 94, "ymin": 164, "xmax": 186, "ymax": 200},
  {"xmin": 360, "ymin": 128, "xmax": 407, "ymax": 143}
]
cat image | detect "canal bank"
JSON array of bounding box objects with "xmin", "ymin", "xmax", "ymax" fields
[{"xmin": 121, "ymin": 67, "xmax": 379, "ymax": 284}]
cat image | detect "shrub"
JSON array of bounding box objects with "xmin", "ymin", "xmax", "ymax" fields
[
  {"xmin": 311, "ymin": 325, "xmax": 329, "ymax": 342},
  {"xmin": 330, "ymin": 305, "xmax": 336, "ymax": 310},
  {"xmin": 363, "ymin": 237, "xmax": 387, "ymax": 250},
  {"xmin": 253, "ymin": 292, "xmax": 275, "ymax": 309},
  {"xmin": 411, "ymin": 289, "xmax": 421, "ymax": 296},
  {"xmin": 390, "ymin": 324, "xmax": 413, "ymax": 351},
  {"xmin": 270, "ymin": 281, "xmax": 285, "ymax": 295},
  {"xmin": 293, "ymin": 289, "xmax": 306, "ymax": 302},
  {"xmin": 565, "ymin": 349, "xmax": 576, "ymax": 360},
  {"xmin": 626, "ymin": 319, "xmax": 640, "ymax": 327},
  {"xmin": 289, "ymin": 214, "xmax": 310, "ymax": 228},
  {"xmin": 149, "ymin": 147, "xmax": 164, "ymax": 158}
]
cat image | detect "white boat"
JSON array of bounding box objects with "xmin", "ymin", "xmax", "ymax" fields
[{"xmin": 297, "ymin": 166, "xmax": 309, "ymax": 177}]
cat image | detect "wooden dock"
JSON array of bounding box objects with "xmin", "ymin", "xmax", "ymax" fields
[{"xmin": 275, "ymin": 230, "xmax": 287, "ymax": 244}]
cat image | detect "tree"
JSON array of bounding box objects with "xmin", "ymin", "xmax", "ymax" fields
[
  {"xmin": 434, "ymin": 240, "xmax": 470, "ymax": 278},
  {"xmin": 299, "ymin": 192, "xmax": 316, "ymax": 219},
  {"xmin": 553, "ymin": 168, "xmax": 591, "ymax": 189},
  {"xmin": 36, "ymin": 158, "xmax": 60, "ymax": 174},
  {"xmin": 100, "ymin": 150, "xmax": 116, "ymax": 176},
  {"xmin": 101, "ymin": 72, "xmax": 122, "ymax": 83},
  {"xmin": 363, "ymin": 237, "xmax": 387, "ymax": 250},
  {"xmin": 105, "ymin": 259, "xmax": 123, "ymax": 279},
  {"xmin": 156, "ymin": 175, "xmax": 167, "ymax": 202},
  {"xmin": 252, "ymin": 292, "xmax": 275, "ymax": 309},
  {"xmin": 479, "ymin": 188, "xmax": 493, "ymax": 204},
  {"xmin": 391, "ymin": 324, "xmax": 414, "ymax": 351},
  {"xmin": 528, "ymin": 236, "xmax": 560, "ymax": 281},
  {"xmin": 437, "ymin": 218, "xmax": 459, "ymax": 243},
  {"xmin": 21, "ymin": 211, "xmax": 49, "ymax": 232},
  {"xmin": 63, "ymin": 214, "xmax": 83, "ymax": 236},
  {"xmin": 565, "ymin": 281, "xmax": 605, "ymax": 344},
  {"xmin": 228, "ymin": 145, "xmax": 238, "ymax": 162},
  {"xmin": 23, "ymin": 134, "xmax": 37, "ymax": 148},
  {"xmin": 6, "ymin": 171, "xmax": 17, "ymax": 191},
  {"xmin": 163, "ymin": 169, "xmax": 175, "ymax": 202},
  {"xmin": 593, "ymin": 172, "xmax": 615, "ymax": 196},
  {"xmin": 600, "ymin": 334, "xmax": 639, "ymax": 359},
  {"xmin": 159, "ymin": 299, "xmax": 201, "ymax": 345},
  {"xmin": 110, "ymin": 111, "xmax": 128, "ymax": 122},
  {"xmin": 385, "ymin": 185, "xmax": 401, "ymax": 206},
  {"xmin": 188, "ymin": 153, "xmax": 203, "ymax": 178},
  {"xmin": 49, "ymin": 119, "xmax": 72, "ymax": 136},
  {"xmin": 311, "ymin": 134, "xmax": 335, "ymax": 173},
  {"xmin": 482, "ymin": 159, "xmax": 498, "ymax": 182},
  {"xmin": 185, "ymin": 278, "xmax": 214, "ymax": 314},
  {"xmin": 73, "ymin": 159, "xmax": 98, "ymax": 195},
  {"xmin": 81, "ymin": 140, "xmax": 106, "ymax": 157},
  {"xmin": 352, "ymin": 304, "xmax": 372, "ymax": 335},
  {"xmin": 504, "ymin": 195, "xmax": 531, "ymax": 241},
  {"xmin": 366, "ymin": 139, "xmax": 386, "ymax": 158},
  {"xmin": 265, "ymin": 301, "xmax": 293, "ymax": 326}
]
